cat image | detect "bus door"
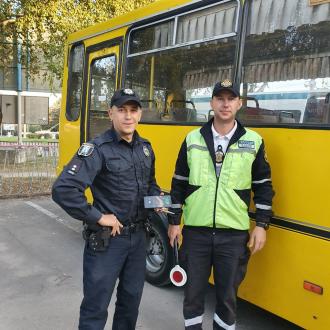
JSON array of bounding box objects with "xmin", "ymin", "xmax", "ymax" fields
[{"xmin": 84, "ymin": 45, "xmax": 120, "ymax": 140}]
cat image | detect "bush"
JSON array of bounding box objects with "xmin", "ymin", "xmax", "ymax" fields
[
  {"xmin": 29, "ymin": 125, "xmax": 42, "ymax": 133},
  {"xmin": 26, "ymin": 133, "xmax": 38, "ymax": 139}
]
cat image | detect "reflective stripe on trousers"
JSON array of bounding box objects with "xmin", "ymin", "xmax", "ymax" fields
[{"xmin": 214, "ymin": 313, "xmax": 236, "ymax": 329}]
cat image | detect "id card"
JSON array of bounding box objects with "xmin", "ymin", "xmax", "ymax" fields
[{"xmin": 144, "ymin": 195, "xmax": 172, "ymax": 208}]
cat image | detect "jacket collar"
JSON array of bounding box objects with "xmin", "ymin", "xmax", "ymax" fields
[
  {"xmin": 95, "ymin": 127, "xmax": 141, "ymax": 146},
  {"xmin": 109, "ymin": 127, "xmax": 140, "ymax": 145}
]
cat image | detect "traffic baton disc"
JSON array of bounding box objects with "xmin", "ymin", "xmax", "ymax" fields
[{"xmin": 170, "ymin": 264, "xmax": 187, "ymax": 287}]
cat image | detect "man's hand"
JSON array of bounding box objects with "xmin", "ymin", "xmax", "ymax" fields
[
  {"xmin": 168, "ymin": 224, "xmax": 181, "ymax": 247},
  {"xmin": 98, "ymin": 214, "xmax": 123, "ymax": 236},
  {"xmin": 248, "ymin": 226, "xmax": 266, "ymax": 254}
]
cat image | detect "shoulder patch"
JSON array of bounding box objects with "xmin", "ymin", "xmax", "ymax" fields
[
  {"xmin": 78, "ymin": 143, "xmax": 94, "ymax": 157},
  {"xmin": 139, "ymin": 136, "xmax": 151, "ymax": 144},
  {"xmin": 143, "ymin": 145, "xmax": 150, "ymax": 157}
]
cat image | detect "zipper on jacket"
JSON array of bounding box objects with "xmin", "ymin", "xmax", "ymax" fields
[
  {"xmin": 212, "ymin": 141, "xmax": 233, "ymax": 229},
  {"xmin": 212, "ymin": 174, "xmax": 220, "ymax": 229}
]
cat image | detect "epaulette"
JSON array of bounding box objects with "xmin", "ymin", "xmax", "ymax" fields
[
  {"xmin": 139, "ymin": 137, "xmax": 151, "ymax": 145},
  {"xmin": 93, "ymin": 131, "xmax": 114, "ymax": 147}
]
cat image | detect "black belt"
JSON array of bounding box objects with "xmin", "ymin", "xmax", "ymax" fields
[
  {"xmin": 84, "ymin": 221, "xmax": 145, "ymax": 239},
  {"xmin": 120, "ymin": 221, "xmax": 145, "ymax": 235}
]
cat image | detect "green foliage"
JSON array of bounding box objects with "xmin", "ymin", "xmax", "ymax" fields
[{"xmin": 0, "ymin": 0, "xmax": 156, "ymax": 88}]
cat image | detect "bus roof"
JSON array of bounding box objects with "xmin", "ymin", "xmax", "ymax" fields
[{"xmin": 67, "ymin": 0, "xmax": 197, "ymax": 44}]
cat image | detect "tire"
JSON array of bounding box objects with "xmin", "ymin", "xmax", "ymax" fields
[{"xmin": 145, "ymin": 212, "xmax": 174, "ymax": 286}]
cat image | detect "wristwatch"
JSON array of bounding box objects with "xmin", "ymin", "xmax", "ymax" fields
[{"xmin": 256, "ymin": 222, "xmax": 269, "ymax": 230}]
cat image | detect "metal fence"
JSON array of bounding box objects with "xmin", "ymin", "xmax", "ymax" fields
[{"xmin": 0, "ymin": 142, "xmax": 59, "ymax": 198}]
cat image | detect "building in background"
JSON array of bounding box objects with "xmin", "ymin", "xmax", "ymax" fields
[{"xmin": 0, "ymin": 19, "xmax": 61, "ymax": 139}]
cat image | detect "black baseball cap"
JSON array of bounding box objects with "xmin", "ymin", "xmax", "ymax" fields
[
  {"xmin": 110, "ymin": 88, "xmax": 142, "ymax": 107},
  {"xmin": 212, "ymin": 79, "xmax": 240, "ymax": 98}
]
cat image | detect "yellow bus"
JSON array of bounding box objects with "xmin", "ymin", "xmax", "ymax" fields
[{"xmin": 57, "ymin": 0, "xmax": 330, "ymax": 328}]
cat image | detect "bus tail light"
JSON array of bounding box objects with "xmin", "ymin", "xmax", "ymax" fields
[{"xmin": 303, "ymin": 281, "xmax": 323, "ymax": 295}]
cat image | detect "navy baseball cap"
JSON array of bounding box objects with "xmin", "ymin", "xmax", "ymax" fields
[
  {"xmin": 212, "ymin": 79, "xmax": 240, "ymax": 98},
  {"xmin": 110, "ymin": 88, "xmax": 142, "ymax": 107}
]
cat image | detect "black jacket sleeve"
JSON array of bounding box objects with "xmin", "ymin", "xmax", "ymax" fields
[
  {"xmin": 168, "ymin": 139, "xmax": 189, "ymax": 225},
  {"xmin": 147, "ymin": 146, "xmax": 161, "ymax": 195},
  {"xmin": 52, "ymin": 146, "xmax": 104, "ymax": 225},
  {"xmin": 251, "ymin": 140, "xmax": 274, "ymax": 224}
]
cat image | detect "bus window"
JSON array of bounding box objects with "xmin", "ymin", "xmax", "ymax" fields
[
  {"xmin": 126, "ymin": 0, "xmax": 239, "ymax": 124},
  {"xmin": 66, "ymin": 44, "xmax": 84, "ymax": 121},
  {"xmin": 303, "ymin": 94, "xmax": 330, "ymax": 124},
  {"xmin": 88, "ymin": 54, "xmax": 117, "ymax": 139},
  {"xmin": 240, "ymin": 0, "xmax": 330, "ymax": 126}
]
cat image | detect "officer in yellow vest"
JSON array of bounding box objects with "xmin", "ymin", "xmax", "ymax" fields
[{"xmin": 168, "ymin": 80, "xmax": 274, "ymax": 330}]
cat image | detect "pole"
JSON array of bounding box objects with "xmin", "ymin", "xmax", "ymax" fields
[{"xmin": 17, "ymin": 38, "xmax": 22, "ymax": 145}]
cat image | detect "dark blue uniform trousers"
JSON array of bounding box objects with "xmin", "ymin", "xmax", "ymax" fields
[
  {"xmin": 180, "ymin": 227, "xmax": 250, "ymax": 330},
  {"xmin": 79, "ymin": 230, "xmax": 146, "ymax": 330}
]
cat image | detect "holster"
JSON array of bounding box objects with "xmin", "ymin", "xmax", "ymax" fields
[{"xmin": 82, "ymin": 226, "xmax": 111, "ymax": 252}]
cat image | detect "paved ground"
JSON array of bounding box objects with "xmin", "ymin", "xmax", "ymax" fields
[{"xmin": 0, "ymin": 196, "xmax": 302, "ymax": 330}]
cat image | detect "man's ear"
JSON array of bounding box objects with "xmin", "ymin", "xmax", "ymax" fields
[
  {"xmin": 238, "ymin": 98, "xmax": 243, "ymax": 109},
  {"xmin": 108, "ymin": 107, "xmax": 113, "ymax": 120},
  {"xmin": 137, "ymin": 107, "xmax": 142, "ymax": 122}
]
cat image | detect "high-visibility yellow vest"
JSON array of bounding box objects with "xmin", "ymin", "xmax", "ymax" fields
[{"xmin": 183, "ymin": 128, "xmax": 263, "ymax": 229}]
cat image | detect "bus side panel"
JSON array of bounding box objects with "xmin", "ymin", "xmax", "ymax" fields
[
  {"xmin": 239, "ymin": 226, "xmax": 330, "ymax": 330},
  {"xmin": 253, "ymin": 127, "xmax": 330, "ymax": 229}
]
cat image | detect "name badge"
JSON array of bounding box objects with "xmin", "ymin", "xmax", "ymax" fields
[{"xmin": 238, "ymin": 140, "xmax": 255, "ymax": 149}]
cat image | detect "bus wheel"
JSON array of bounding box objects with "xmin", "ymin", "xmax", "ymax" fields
[{"xmin": 146, "ymin": 213, "xmax": 174, "ymax": 286}]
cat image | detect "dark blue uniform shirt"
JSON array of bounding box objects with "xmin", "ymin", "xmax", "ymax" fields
[{"xmin": 52, "ymin": 128, "xmax": 160, "ymax": 226}]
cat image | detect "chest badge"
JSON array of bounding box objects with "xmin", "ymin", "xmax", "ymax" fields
[
  {"xmin": 143, "ymin": 145, "xmax": 150, "ymax": 157},
  {"xmin": 78, "ymin": 143, "xmax": 94, "ymax": 157},
  {"xmin": 215, "ymin": 145, "xmax": 224, "ymax": 164}
]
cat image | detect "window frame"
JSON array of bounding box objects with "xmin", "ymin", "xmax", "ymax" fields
[
  {"xmin": 127, "ymin": 0, "xmax": 240, "ymax": 58},
  {"xmin": 87, "ymin": 52, "xmax": 118, "ymax": 139},
  {"xmin": 65, "ymin": 43, "xmax": 85, "ymax": 122}
]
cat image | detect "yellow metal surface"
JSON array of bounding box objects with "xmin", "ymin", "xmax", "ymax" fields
[
  {"xmin": 239, "ymin": 225, "xmax": 330, "ymax": 330},
  {"xmin": 253, "ymin": 127, "xmax": 330, "ymax": 229}
]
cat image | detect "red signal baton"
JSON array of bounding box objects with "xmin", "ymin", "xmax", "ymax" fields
[{"xmin": 170, "ymin": 239, "xmax": 187, "ymax": 287}]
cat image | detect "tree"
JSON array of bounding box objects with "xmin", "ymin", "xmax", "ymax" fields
[{"xmin": 0, "ymin": 0, "xmax": 155, "ymax": 89}]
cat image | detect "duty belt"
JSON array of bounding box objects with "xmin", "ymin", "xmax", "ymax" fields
[
  {"xmin": 83, "ymin": 221, "xmax": 147, "ymax": 252},
  {"xmin": 120, "ymin": 221, "xmax": 145, "ymax": 235}
]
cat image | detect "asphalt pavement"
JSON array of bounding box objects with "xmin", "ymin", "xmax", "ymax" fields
[{"xmin": 0, "ymin": 196, "xmax": 302, "ymax": 330}]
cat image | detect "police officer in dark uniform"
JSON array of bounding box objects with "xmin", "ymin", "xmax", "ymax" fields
[{"xmin": 52, "ymin": 88, "xmax": 160, "ymax": 330}]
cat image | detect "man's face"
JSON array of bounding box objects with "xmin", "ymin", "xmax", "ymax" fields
[
  {"xmin": 210, "ymin": 90, "xmax": 242, "ymax": 123},
  {"xmin": 108, "ymin": 101, "xmax": 142, "ymax": 138}
]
